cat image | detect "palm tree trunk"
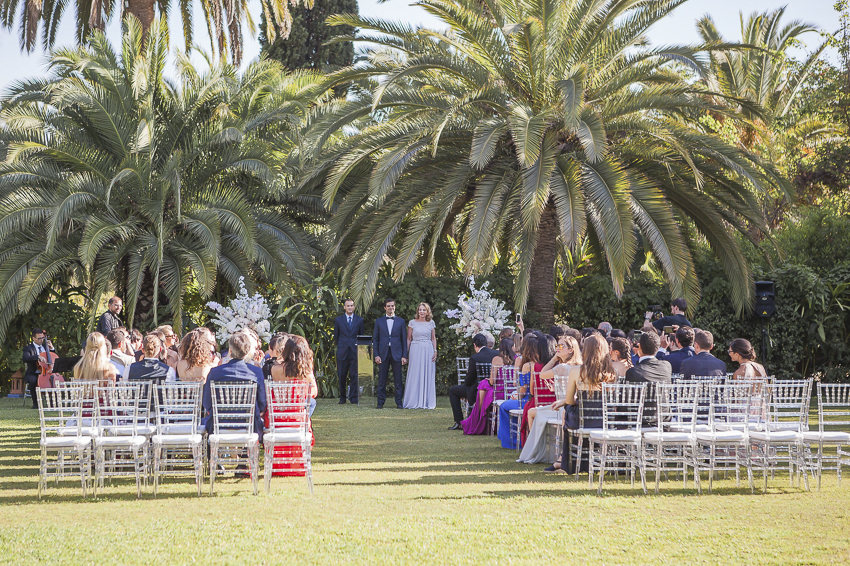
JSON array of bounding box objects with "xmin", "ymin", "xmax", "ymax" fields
[
  {"xmin": 125, "ymin": 0, "xmax": 156, "ymax": 36},
  {"xmin": 527, "ymin": 203, "xmax": 558, "ymax": 327}
]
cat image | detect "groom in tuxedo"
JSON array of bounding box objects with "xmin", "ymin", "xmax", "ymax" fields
[
  {"xmin": 333, "ymin": 298, "xmax": 365, "ymax": 404},
  {"xmin": 372, "ymin": 298, "xmax": 408, "ymax": 409}
]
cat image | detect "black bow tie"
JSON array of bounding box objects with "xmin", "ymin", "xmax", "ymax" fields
[{"xmin": 387, "ymin": 316, "xmax": 394, "ymax": 319}]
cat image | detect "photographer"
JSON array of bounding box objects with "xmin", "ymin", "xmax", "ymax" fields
[{"xmin": 645, "ymin": 298, "xmax": 691, "ymax": 332}]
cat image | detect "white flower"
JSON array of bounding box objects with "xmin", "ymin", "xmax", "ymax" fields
[
  {"xmin": 207, "ymin": 278, "xmax": 273, "ymax": 344},
  {"xmin": 445, "ymin": 278, "xmax": 513, "ymax": 338}
]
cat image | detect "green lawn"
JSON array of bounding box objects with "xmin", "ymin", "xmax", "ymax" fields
[{"xmin": 0, "ymin": 396, "xmax": 848, "ymax": 565}]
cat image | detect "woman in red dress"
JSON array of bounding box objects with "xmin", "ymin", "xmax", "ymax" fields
[
  {"xmin": 267, "ymin": 335, "xmax": 318, "ymax": 476},
  {"xmin": 519, "ymin": 333, "xmax": 556, "ymax": 445}
]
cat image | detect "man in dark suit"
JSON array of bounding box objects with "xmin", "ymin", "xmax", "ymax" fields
[
  {"xmin": 626, "ymin": 332, "xmax": 672, "ymax": 426},
  {"xmin": 202, "ymin": 330, "xmax": 268, "ymax": 439},
  {"xmin": 333, "ymin": 298, "xmax": 365, "ymax": 405},
  {"xmin": 22, "ymin": 328, "xmax": 55, "ymax": 409},
  {"xmin": 448, "ymin": 333, "xmax": 499, "ymax": 430},
  {"xmin": 680, "ymin": 330, "xmax": 727, "ymax": 378},
  {"xmin": 96, "ymin": 296, "xmax": 124, "ymax": 337},
  {"xmin": 645, "ymin": 297, "xmax": 692, "ymax": 332},
  {"xmin": 656, "ymin": 326, "xmax": 696, "ymax": 374},
  {"xmin": 372, "ymin": 298, "xmax": 408, "ymax": 409}
]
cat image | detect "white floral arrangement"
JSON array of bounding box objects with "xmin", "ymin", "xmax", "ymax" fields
[
  {"xmin": 445, "ymin": 276, "xmax": 513, "ymax": 338},
  {"xmin": 206, "ymin": 277, "xmax": 272, "ymax": 345}
]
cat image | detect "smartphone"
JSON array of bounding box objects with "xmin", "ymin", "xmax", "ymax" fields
[
  {"xmin": 633, "ymin": 330, "xmax": 643, "ymax": 342},
  {"xmin": 663, "ymin": 325, "xmax": 673, "ymax": 334},
  {"xmin": 515, "ymin": 313, "xmax": 522, "ymax": 324}
]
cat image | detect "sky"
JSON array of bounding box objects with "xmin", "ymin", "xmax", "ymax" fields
[{"xmin": 0, "ymin": 0, "xmax": 841, "ymax": 90}]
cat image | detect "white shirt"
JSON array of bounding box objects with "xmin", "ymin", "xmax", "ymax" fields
[
  {"xmin": 638, "ymin": 355, "xmax": 655, "ymax": 363},
  {"xmin": 386, "ymin": 316, "xmax": 394, "ymax": 334},
  {"xmin": 121, "ymin": 358, "xmax": 177, "ymax": 382}
]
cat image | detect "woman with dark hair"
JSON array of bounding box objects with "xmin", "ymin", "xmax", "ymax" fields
[
  {"xmin": 729, "ymin": 338, "xmax": 767, "ymax": 378},
  {"xmin": 497, "ymin": 335, "xmax": 538, "ymax": 449},
  {"xmin": 609, "ymin": 337, "xmax": 633, "ymax": 377},
  {"xmin": 519, "ymin": 334, "xmax": 557, "ymax": 445},
  {"xmin": 462, "ymin": 338, "xmax": 516, "ymax": 435}
]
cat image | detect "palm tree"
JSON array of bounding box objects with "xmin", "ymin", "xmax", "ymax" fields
[
  {"xmin": 0, "ymin": 17, "xmax": 329, "ymax": 338},
  {"xmin": 0, "ymin": 0, "xmax": 311, "ymax": 64},
  {"xmin": 300, "ymin": 0, "xmax": 789, "ymax": 325}
]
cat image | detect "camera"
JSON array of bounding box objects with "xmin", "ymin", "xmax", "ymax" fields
[{"xmin": 647, "ymin": 305, "xmax": 664, "ymax": 321}]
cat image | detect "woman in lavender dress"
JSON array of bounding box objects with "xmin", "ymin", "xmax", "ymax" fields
[{"xmin": 402, "ymin": 303, "xmax": 437, "ymax": 409}]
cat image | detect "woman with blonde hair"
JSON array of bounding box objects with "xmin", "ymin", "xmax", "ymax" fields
[
  {"xmin": 268, "ymin": 335, "xmax": 317, "ymax": 477},
  {"xmin": 155, "ymin": 325, "xmax": 180, "ymax": 369},
  {"xmin": 74, "ymin": 332, "xmax": 118, "ymax": 386},
  {"xmin": 176, "ymin": 330, "xmax": 217, "ymax": 383},
  {"xmin": 403, "ymin": 302, "xmax": 437, "ymax": 410}
]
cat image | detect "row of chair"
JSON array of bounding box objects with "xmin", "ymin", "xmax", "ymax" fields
[{"xmin": 36, "ymin": 380, "xmax": 312, "ymax": 499}]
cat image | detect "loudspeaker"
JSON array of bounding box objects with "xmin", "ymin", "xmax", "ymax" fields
[{"xmin": 754, "ymin": 281, "xmax": 775, "ymax": 318}]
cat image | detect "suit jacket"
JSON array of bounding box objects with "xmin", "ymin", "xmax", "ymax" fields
[
  {"xmin": 465, "ymin": 347, "xmax": 499, "ymax": 388},
  {"xmin": 334, "ymin": 313, "xmax": 365, "ymax": 361},
  {"xmin": 679, "ymin": 351, "xmax": 727, "ymax": 379},
  {"xmin": 202, "ymin": 359, "xmax": 268, "ymax": 437},
  {"xmin": 651, "ymin": 314, "xmax": 692, "ymax": 332},
  {"xmin": 625, "ymin": 357, "xmax": 672, "ymax": 426},
  {"xmin": 96, "ymin": 311, "xmax": 123, "ymax": 337},
  {"xmin": 656, "ymin": 346, "xmax": 695, "ymax": 374},
  {"xmin": 22, "ymin": 343, "xmax": 56, "ymax": 380},
  {"xmin": 372, "ymin": 316, "xmax": 408, "ymax": 361}
]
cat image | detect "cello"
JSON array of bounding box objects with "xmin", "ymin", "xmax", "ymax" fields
[{"xmin": 37, "ymin": 333, "xmax": 65, "ymax": 389}]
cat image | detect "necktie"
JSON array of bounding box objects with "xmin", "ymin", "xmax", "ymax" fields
[{"xmin": 347, "ymin": 316, "xmax": 352, "ymax": 328}]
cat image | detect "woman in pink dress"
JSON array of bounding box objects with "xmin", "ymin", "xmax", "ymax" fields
[{"xmin": 461, "ymin": 338, "xmax": 516, "ymax": 434}]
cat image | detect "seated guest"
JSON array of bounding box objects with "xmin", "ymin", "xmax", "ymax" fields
[
  {"xmin": 155, "ymin": 325, "xmax": 180, "ymax": 369},
  {"xmin": 597, "ymin": 322, "xmax": 612, "ymax": 338},
  {"xmin": 462, "ymin": 338, "xmax": 516, "ymax": 435},
  {"xmin": 609, "ymin": 337, "xmax": 633, "ymax": 377},
  {"xmin": 201, "ymin": 330, "xmax": 267, "ymax": 438},
  {"xmin": 176, "ymin": 329, "xmax": 217, "ymax": 383},
  {"xmin": 496, "ymin": 335, "xmax": 538, "ymax": 448},
  {"xmin": 656, "ymin": 326, "xmax": 696, "ymax": 374},
  {"xmin": 129, "ymin": 328, "xmax": 144, "ymax": 361},
  {"xmin": 518, "ymin": 335, "xmax": 582, "ymax": 463},
  {"xmin": 645, "ymin": 298, "xmax": 692, "ymax": 332},
  {"xmin": 680, "ymin": 330, "xmax": 726, "ymax": 378},
  {"xmin": 549, "ymin": 325, "xmax": 566, "ymax": 340},
  {"xmin": 242, "ymin": 327, "xmax": 266, "ymax": 367},
  {"xmin": 625, "ymin": 332, "xmax": 672, "ymax": 426},
  {"xmin": 146, "ymin": 331, "xmax": 169, "ymax": 363},
  {"xmin": 124, "ymin": 335, "xmax": 177, "ymax": 383},
  {"xmin": 610, "ymin": 329, "xmax": 627, "ymax": 339},
  {"xmin": 545, "ymin": 333, "xmax": 617, "ymax": 472},
  {"xmin": 74, "ymin": 332, "xmax": 118, "ymax": 386},
  {"xmin": 449, "ymin": 334, "xmax": 498, "ymax": 430},
  {"xmin": 729, "ymin": 338, "xmax": 767, "ymax": 378},
  {"xmin": 106, "ymin": 329, "xmax": 134, "ymax": 375},
  {"xmin": 483, "ymin": 331, "xmax": 496, "ymax": 349},
  {"xmin": 519, "ymin": 334, "xmax": 557, "ymax": 443},
  {"xmin": 263, "ymin": 333, "xmax": 289, "ymax": 380}
]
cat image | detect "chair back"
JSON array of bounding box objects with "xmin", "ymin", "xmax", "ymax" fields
[
  {"xmin": 211, "ymin": 382, "xmax": 257, "ymax": 435},
  {"xmin": 600, "ymin": 383, "xmax": 646, "ymax": 433},
  {"xmin": 656, "ymin": 382, "xmax": 699, "ymax": 435},
  {"xmin": 38, "ymin": 387, "xmax": 84, "ymax": 439},
  {"xmin": 456, "ymin": 357, "xmax": 469, "ymax": 386},
  {"xmin": 816, "ymin": 383, "xmax": 850, "ymax": 434},
  {"xmin": 708, "ymin": 383, "xmax": 752, "ymax": 433},
  {"xmin": 492, "ymin": 365, "xmax": 515, "ymax": 401},
  {"xmin": 576, "ymin": 389, "xmax": 603, "ymax": 430},
  {"xmin": 59, "ymin": 380, "xmax": 98, "ymax": 419},
  {"xmin": 756, "ymin": 380, "xmax": 812, "ymax": 432},
  {"xmin": 553, "ymin": 373, "xmax": 568, "ymax": 403},
  {"xmin": 476, "ymin": 362, "xmax": 492, "ymax": 388},
  {"xmin": 532, "ymin": 371, "xmax": 556, "ymax": 405},
  {"xmin": 95, "ymin": 384, "xmax": 143, "ymax": 436},
  {"xmin": 266, "ymin": 381, "xmax": 311, "ymax": 434},
  {"xmin": 680, "ymin": 378, "xmax": 723, "ymax": 423},
  {"xmin": 155, "ymin": 383, "xmax": 202, "ymax": 435}
]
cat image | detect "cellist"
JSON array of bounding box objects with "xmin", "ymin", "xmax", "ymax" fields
[{"xmin": 22, "ymin": 328, "xmax": 55, "ymax": 409}]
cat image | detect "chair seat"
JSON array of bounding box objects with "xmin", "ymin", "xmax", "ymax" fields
[
  {"xmin": 159, "ymin": 424, "xmax": 206, "ymax": 436},
  {"xmin": 508, "ymin": 409, "xmax": 523, "ymax": 417},
  {"xmin": 493, "ymin": 400, "xmax": 506, "ymax": 407},
  {"xmin": 644, "ymin": 431, "xmax": 695, "ymax": 443},
  {"xmin": 104, "ymin": 425, "xmax": 156, "ymax": 436},
  {"xmin": 802, "ymin": 431, "xmax": 850, "ymax": 443},
  {"xmin": 546, "ymin": 418, "xmax": 562, "ymax": 426},
  {"xmin": 94, "ymin": 435, "xmax": 147, "ymax": 448},
  {"xmin": 589, "ymin": 430, "xmax": 642, "ymax": 442},
  {"xmin": 670, "ymin": 423, "xmax": 711, "ymax": 432},
  {"xmin": 575, "ymin": 427, "xmax": 603, "ymax": 436},
  {"xmin": 58, "ymin": 426, "xmax": 97, "ymax": 437},
  {"xmin": 208, "ymin": 433, "xmax": 259, "ymax": 445},
  {"xmin": 264, "ymin": 431, "xmax": 309, "ymax": 445},
  {"xmin": 152, "ymin": 434, "xmax": 203, "ymax": 446},
  {"xmin": 695, "ymin": 430, "xmax": 746, "ymax": 443},
  {"xmin": 750, "ymin": 430, "xmax": 801, "ymax": 442},
  {"xmin": 41, "ymin": 436, "xmax": 92, "ymax": 448},
  {"xmin": 642, "ymin": 427, "xmax": 659, "ymax": 433}
]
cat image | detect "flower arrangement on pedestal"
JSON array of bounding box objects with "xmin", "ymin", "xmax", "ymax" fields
[
  {"xmin": 445, "ymin": 277, "xmax": 513, "ymax": 338},
  {"xmin": 206, "ymin": 277, "xmax": 272, "ymax": 345}
]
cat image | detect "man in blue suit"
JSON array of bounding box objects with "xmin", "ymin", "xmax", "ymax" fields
[
  {"xmin": 372, "ymin": 298, "xmax": 408, "ymax": 409},
  {"xmin": 680, "ymin": 330, "xmax": 727, "ymax": 378},
  {"xmin": 202, "ymin": 330, "xmax": 267, "ymax": 439},
  {"xmin": 656, "ymin": 326, "xmax": 696, "ymax": 374},
  {"xmin": 334, "ymin": 298, "xmax": 365, "ymax": 405}
]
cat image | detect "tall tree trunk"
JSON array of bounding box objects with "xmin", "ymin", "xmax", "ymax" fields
[
  {"xmin": 527, "ymin": 203, "xmax": 559, "ymax": 328},
  {"xmin": 125, "ymin": 0, "xmax": 156, "ymax": 36}
]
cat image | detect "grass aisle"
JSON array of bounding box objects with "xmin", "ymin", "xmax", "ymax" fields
[{"xmin": 0, "ymin": 396, "xmax": 848, "ymax": 565}]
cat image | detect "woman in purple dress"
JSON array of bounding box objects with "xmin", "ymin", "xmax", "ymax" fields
[{"xmin": 461, "ymin": 338, "xmax": 516, "ymax": 434}]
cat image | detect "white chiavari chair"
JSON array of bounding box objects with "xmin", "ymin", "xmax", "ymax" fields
[
  {"xmin": 489, "ymin": 365, "xmax": 517, "ymax": 436},
  {"xmin": 93, "ymin": 384, "xmax": 149, "ymax": 498},
  {"xmin": 457, "ymin": 358, "xmax": 469, "ymax": 417},
  {"xmin": 589, "ymin": 383, "xmax": 647, "ymax": 494},
  {"xmin": 802, "ymin": 383, "xmax": 850, "ymax": 490},
  {"xmin": 151, "ymin": 382, "xmax": 204, "ymax": 496},
  {"xmin": 642, "ymin": 382, "xmax": 701, "ymax": 493},
  {"xmin": 749, "ymin": 380, "xmax": 813, "ymax": 492},
  {"xmin": 208, "ymin": 382, "xmax": 259, "ymax": 496},
  {"xmin": 570, "ymin": 389, "xmax": 603, "ymax": 480},
  {"xmin": 264, "ymin": 381, "xmax": 313, "ymax": 494},
  {"xmin": 36, "ymin": 387, "xmax": 92, "ymax": 499},
  {"xmin": 694, "ymin": 383, "xmax": 754, "ymax": 494},
  {"xmin": 546, "ymin": 372, "xmax": 569, "ymax": 461}
]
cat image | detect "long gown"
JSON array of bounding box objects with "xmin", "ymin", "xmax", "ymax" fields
[
  {"xmin": 461, "ymin": 377, "xmax": 494, "ymax": 435},
  {"xmin": 402, "ymin": 319, "xmax": 437, "ymax": 409}
]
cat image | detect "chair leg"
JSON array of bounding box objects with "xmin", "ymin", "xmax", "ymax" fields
[
  {"xmin": 209, "ymin": 443, "xmax": 217, "ymax": 496},
  {"xmin": 763, "ymin": 441, "xmax": 770, "ymax": 493},
  {"xmin": 577, "ymin": 435, "xmax": 584, "ymax": 481},
  {"xmin": 587, "ymin": 438, "xmax": 594, "ymax": 488},
  {"xmin": 153, "ymin": 444, "xmax": 161, "ymax": 497},
  {"xmin": 133, "ymin": 446, "xmax": 142, "ymax": 499},
  {"xmin": 638, "ymin": 444, "xmax": 647, "ymax": 495},
  {"xmin": 597, "ymin": 440, "xmax": 608, "ymax": 495},
  {"xmin": 251, "ymin": 444, "xmax": 259, "ymax": 496},
  {"xmin": 654, "ymin": 444, "xmax": 661, "ymax": 494},
  {"xmin": 264, "ymin": 444, "xmax": 273, "ymax": 494},
  {"xmin": 192, "ymin": 443, "xmax": 203, "ymax": 497}
]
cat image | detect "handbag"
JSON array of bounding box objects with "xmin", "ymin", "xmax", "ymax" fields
[{"xmin": 565, "ymin": 403, "xmax": 580, "ymax": 430}]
